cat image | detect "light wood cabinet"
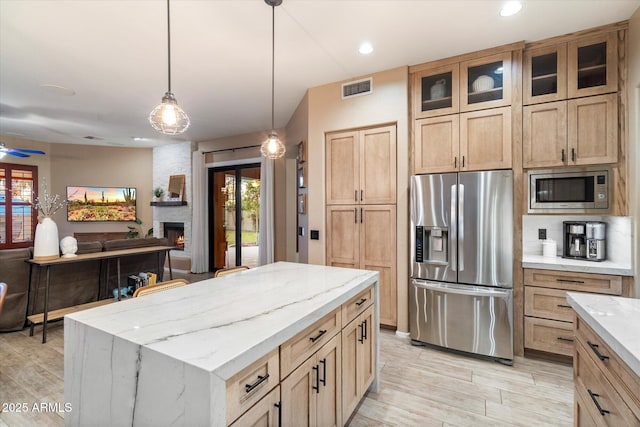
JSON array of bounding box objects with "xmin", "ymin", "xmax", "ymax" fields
[
  {"xmin": 524, "ymin": 32, "xmax": 617, "ymax": 105},
  {"xmin": 568, "ymin": 93, "xmax": 618, "ymax": 166},
  {"xmin": 230, "ymin": 386, "xmax": 281, "ymax": 427},
  {"xmin": 574, "ymin": 315, "xmax": 640, "ymax": 426},
  {"xmin": 568, "ymin": 32, "xmax": 618, "ymax": 99},
  {"xmin": 460, "ymin": 51, "xmax": 512, "ymax": 112},
  {"xmin": 414, "ymin": 107, "xmax": 511, "ymax": 173},
  {"xmin": 226, "ymin": 349, "xmax": 280, "ymax": 424},
  {"xmin": 326, "ymin": 125, "xmax": 396, "ymax": 205},
  {"xmin": 523, "ymin": 101, "xmax": 568, "ymax": 168},
  {"xmin": 524, "ymin": 95, "xmax": 617, "ymax": 168},
  {"xmin": 414, "ymin": 115, "xmax": 459, "ymax": 173},
  {"xmin": 523, "ymin": 268, "xmax": 623, "ymax": 358},
  {"xmin": 412, "ymin": 63, "xmax": 459, "ymax": 119},
  {"xmin": 326, "ymin": 205, "xmax": 396, "ymax": 327},
  {"xmin": 342, "ymin": 304, "xmax": 375, "ymax": 422},
  {"xmin": 281, "ymin": 334, "xmax": 342, "ymax": 427}
]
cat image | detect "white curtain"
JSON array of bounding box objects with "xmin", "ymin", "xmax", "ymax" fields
[
  {"xmin": 258, "ymin": 157, "xmax": 275, "ymax": 265},
  {"xmin": 191, "ymin": 151, "xmax": 208, "ymax": 273}
]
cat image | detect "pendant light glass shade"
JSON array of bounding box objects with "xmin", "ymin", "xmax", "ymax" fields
[
  {"xmin": 262, "ymin": 0, "xmax": 286, "ymax": 159},
  {"xmin": 149, "ymin": 92, "xmax": 190, "ymax": 135},
  {"xmin": 261, "ymin": 131, "xmax": 285, "ymax": 159},
  {"xmin": 149, "ymin": 0, "xmax": 190, "ymax": 136}
]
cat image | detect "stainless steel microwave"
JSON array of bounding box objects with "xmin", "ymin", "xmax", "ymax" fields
[{"xmin": 528, "ymin": 167, "xmax": 611, "ymax": 213}]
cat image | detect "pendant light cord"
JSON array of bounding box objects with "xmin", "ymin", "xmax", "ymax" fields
[
  {"xmin": 271, "ymin": 4, "xmax": 275, "ymax": 131},
  {"xmin": 167, "ymin": 0, "xmax": 172, "ymax": 93}
]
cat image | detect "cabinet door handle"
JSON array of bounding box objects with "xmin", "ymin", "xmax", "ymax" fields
[
  {"xmin": 312, "ymin": 365, "xmax": 320, "ymax": 393},
  {"xmin": 561, "ymin": 149, "xmax": 565, "ymax": 162},
  {"xmin": 556, "ymin": 337, "xmax": 574, "ymax": 343},
  {"xmin": 454, "ymin": 157, "xmax": 457, "ymax": 168},
  {"xmin": 358, "ymin": 323, "xmax": 364, "ymax": 343},
  {"xmin": 245, "ymin": 374, "xmax": 269, "ymax": 393},
  {"xmin": 319, "ymin": 358, "xmax": 327, "ymax": 386},
  {"xmin": 355, "ymin": 297, "xmax": 367, "ymax": 307},
  {"xmin": 274, "ymin": 402, "xmax": 282, "ymax": 427},
  {"xmin": 557, "ymin": 304, "xmax": 572, "ymax": 309},
  {"xmin": 309, "ymin": 329, "xmax": 327, "ymax": 343},
  {"xmin": 360, "ymin": 208, "xmax": 363, "ymax": 224},
  {"xmin": 354, "ymin": 190, "xmax": 357, "ymax": 202},
  {"xmin": 462, "ymin": 156, "xmax": 465, "ymax": 168},
  {"xmin": 354, "ymin": 208, "xmax": 357, "ymax": 224},
  {"xmin": 363, "ymin": 319, "xmax": 368, "ymax": 340},
  {"xmin": 571, "ymin": 148, "xmax": 576, "ymax": 162},
  {"xmin": 556, "ymin": 279, "xmax": 585, "ymax": 284},
  {"xmin": 587, "ymin": 341, "xmax": 610, "ymax": 361},
  {"xmin": 588, "ymin": 389, "xmax": 610, "ymax": 416},
  {"xmin": 360, "ymin": 190, "xmax": 363, "ymax": 202}
]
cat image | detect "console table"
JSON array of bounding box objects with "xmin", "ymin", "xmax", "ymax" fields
[{"xmin": 26, "ymin": 245, "xmax": 174, "ymax": 343}]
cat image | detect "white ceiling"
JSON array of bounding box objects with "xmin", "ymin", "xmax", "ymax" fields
[{"xmin": 1, "ymin": 0, "xmax": 638, "ymax": 149}]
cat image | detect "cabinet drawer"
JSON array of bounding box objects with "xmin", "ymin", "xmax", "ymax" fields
[
  {"xmin": 280, "ymin": 307, "xmax": 341, "ymax": 379},
  {"xmin": 342, "ymin": 286, "xmax": 374, "ymax": 327},
  {"xmin": 576, "ymin": 316, "xmax": 640, "ymax": 420},
  {"xmin": 227, "ymin": 349, "xmax": 280, "ymax": 425},
  {"xmin": 524, "ymin": 286, "xmax": 574, "ymax": 322},
  {"xmin": 524, "ymin": 316, "xmax": 574, "ymax": 356},
  {"xmin": 574, "ymin": 341, "xmax": 638, "ymax": 426},
  {"xmin": 229, "ymin": 385, "xmax": 280, "ymax": 427},
  {"xmin": 524, "ymin": 269, "xmax": 622, "ymax": 295}
]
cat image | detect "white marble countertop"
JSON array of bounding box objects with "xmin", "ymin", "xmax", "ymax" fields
[
  {"xmin": 66, "ymin": 262, "xmax": 378, "ymax": 380},
  {"xmin": 567, "ymin": 292, "xmax": 640, "ymax": 377},
  {"xmin": 522, "ymin": 254, "xmax": 633, "ymax": 276}
]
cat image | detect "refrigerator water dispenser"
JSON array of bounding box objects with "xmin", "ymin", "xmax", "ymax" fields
[{"xmin": 415, "ymin": 226, "xmax": 448, "ymax": 264}]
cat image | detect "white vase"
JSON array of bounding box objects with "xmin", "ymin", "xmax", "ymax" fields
[{"xmin": 33, "ymin": 216, "xmax": 60, "ymax": 261}]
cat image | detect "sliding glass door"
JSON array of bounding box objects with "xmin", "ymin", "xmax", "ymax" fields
[{"xmin": 209, "ymin": 163, "xmax": 260, "ymax": 272}]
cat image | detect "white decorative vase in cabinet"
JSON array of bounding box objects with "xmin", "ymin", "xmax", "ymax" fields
[{"xmin": 33, "ymin": 216, "xmax": 60, "ymax": 261}]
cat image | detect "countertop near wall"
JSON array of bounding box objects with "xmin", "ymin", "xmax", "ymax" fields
[{"xmin": 522, "ymin": 215, "xmax": 633, "ymax": 276}]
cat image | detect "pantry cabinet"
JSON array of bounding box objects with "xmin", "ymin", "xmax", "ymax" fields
[
  {"xmin": 326, "ymin": 205, "xmax": 396, "ymax": 327},
  {"xmin": 326, "ymin": 125, "xmax": 396, "ymax": 205},
  {"xmin": 523, "ymin": 93, "xmax": 617, "ymax": 168}
]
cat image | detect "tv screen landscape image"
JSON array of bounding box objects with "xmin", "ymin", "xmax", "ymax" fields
[{"xmin": 67, "ymin": 186, "xmax": 136, "ymax": 222}]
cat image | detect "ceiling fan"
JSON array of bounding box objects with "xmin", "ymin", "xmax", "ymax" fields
[{"xmin": 0, "ymin": 142, "xmax": 46, "ymax": 158}]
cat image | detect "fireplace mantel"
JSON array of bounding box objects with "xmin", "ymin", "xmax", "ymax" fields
[{"xmin": 150, "ymin": 201, "xmax": 188, "ymax": 207}]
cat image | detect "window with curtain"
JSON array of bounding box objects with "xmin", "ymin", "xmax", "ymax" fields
[{"xmin": 0, "ymin": 163, "xmax": 38, "ymax": 249}]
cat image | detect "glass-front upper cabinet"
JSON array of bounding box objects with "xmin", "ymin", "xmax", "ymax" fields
[
  {"xmin": 524, "ymin": 44, "xmax": 567, "ymax": 105},
  {"xmin": 460, "ymin": 52, "xmax": 511, "ymax": 112},
  {"xmin": 412, "ymin": 64, "xmax": 459, "ymax": 119},
  {"xmin": 568, "ymin": 32, "xmax": 617, "ymax": 98}
]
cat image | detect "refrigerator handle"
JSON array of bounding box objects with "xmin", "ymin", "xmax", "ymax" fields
[
  {"xmin": 458, "ymin": 183, "xmax": 464, "ymax": 272},
  {"xmin": 450, "ymin": 184, "xmax": 457, "ymax": 272}
]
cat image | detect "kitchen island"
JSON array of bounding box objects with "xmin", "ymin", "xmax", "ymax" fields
[{"xmin": 64, "ymin": 262, "xmax": 379, "ymax": 426}]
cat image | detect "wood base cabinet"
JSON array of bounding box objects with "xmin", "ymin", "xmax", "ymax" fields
[
  {"xmin": 281, "ymin": 333, "xmax": 342, "ymax": 427},
  {"xmin": 327, "ymin": 205, "xmax": 396, "ymax": 327},
  {"xmin": 230, "ymin": 387, "xmax": 281, "ymax": 427},
  {"xmin": 342, "ymin": 304, "xmax": 375, "ymax": 422}
]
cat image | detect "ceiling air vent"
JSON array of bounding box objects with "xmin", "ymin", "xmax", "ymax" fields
[{"xmin": 342, "ymin": 77, "xmax": 372, "ymax": 99}]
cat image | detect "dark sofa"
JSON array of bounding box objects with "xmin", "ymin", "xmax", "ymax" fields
[{"xmin": 0, "ymin": 237, "xmax": 170, "ymax": 332}]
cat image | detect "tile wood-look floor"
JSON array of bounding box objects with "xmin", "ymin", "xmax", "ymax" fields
[{"xmin": 0, "ymin": 322, "xmax": 573, "ymax": 426}]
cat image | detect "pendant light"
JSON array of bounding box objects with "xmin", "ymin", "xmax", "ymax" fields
[
  {"xmin": 149, "ymin": 0, "xmax": 190, "ymax": 135},
  {"xmin": 260, "ymin": 0, "xmax": 286, "ymax": 159}
]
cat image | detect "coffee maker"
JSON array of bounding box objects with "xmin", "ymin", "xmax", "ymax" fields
[
  {"xmin": 563, "ymin": 222, "xmax": 587, "ymax": 259},
  {"xmin": 586, "ymin": 221, "xmax": 606, "ymax": 261}
]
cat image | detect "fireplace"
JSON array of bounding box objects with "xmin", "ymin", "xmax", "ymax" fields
[{"xmin": 163, "ymin": 222, "xmax": 185, "ymax": 250}]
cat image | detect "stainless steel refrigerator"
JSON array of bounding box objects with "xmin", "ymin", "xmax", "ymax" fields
[{"xmin": 410, "ymin": 170, "xmax": 514, "ymax": 362}]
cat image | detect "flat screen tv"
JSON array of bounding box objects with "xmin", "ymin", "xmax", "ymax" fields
[{"xmin": 67, "ymin": 186, "xmax": 136, "ymax": 222}]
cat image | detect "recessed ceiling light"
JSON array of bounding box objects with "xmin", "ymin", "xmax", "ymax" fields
[
  {"xmin": 359, "ymin": 42, "xmax": 374, "ymax": 55},
  {"xmin": 500, "ymin": 1, "xmax": 522, "ymax": 17},
  {"xmin": 39, "ymin": 84, "xmax": 76, "ymax": 96}
]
